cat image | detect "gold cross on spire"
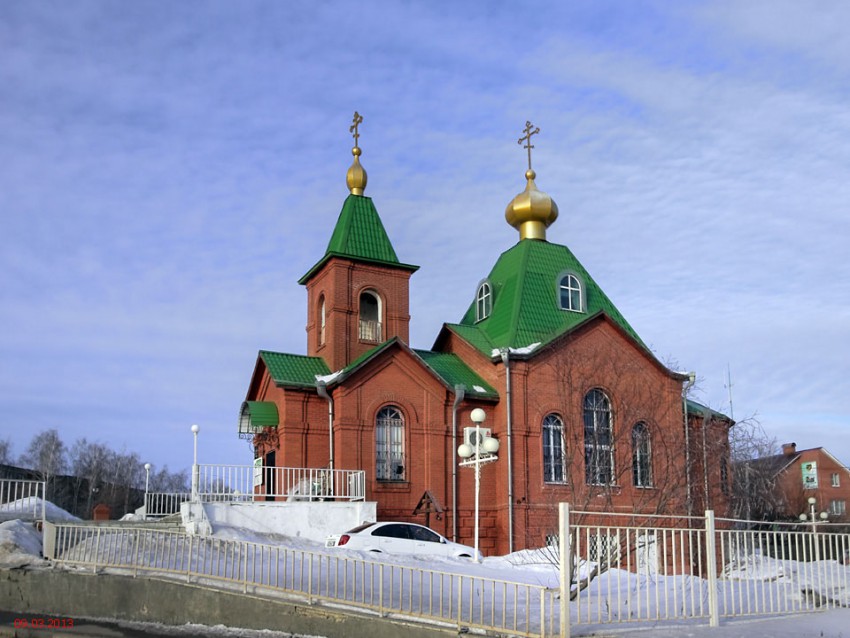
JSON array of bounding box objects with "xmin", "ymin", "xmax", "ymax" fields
[
  {"xmin": 350, "ymin": 111, "xmax": 363, "ymax": 148},
  {"xmin": 517, "ymin": 120, "xmax": 540, "ymax": 171}
]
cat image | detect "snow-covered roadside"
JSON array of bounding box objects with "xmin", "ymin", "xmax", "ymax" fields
[
  {"xmin": 2, "ymin": 517, "xmax": 848, "ymax": 637},
  {"xmin": 0, "ymin": 519, "xmax": 45, "ymax": 568}
]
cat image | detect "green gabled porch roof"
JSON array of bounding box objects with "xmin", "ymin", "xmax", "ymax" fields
[
  {"xmin": 259, "ymin": 350, "xmax": 331, "ymax": 388},
  {"xmin": 318, "ymin": 337, "xmax": 498, "ymax": 400},
  {"xmin": 455, "ymin": 239, "xmax": 644, "ymax": 356},
  {"xmin": 298, "ymin": 194, "xmax": 418, "ymax": 284}
]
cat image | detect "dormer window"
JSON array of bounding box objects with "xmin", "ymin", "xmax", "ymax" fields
[
  {"xmin": 476, "ymin": 281, "xmax": 492, "ymax": 322},
  {"xmin": 559, "ymin": 273, "xmax": 583, "ymax": 312}
]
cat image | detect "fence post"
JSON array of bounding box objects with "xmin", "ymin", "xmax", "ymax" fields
[
  {"xmin": 42, "ymin": 521, "xmax": 57, "ymax": 560},
  {"xmin": 559, "ymin": 502, "xmax": 571, "ymax": 638},
  {"xmin": 704, "ymin": 510, "xmax": 719, "ymax": 627}
]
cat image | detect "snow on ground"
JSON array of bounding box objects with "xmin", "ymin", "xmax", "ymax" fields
[
  {"xmin": 0, "ymin": 496, "xmax": 80, "ymax": 522},
  {"xmin": 2, "ymin": 518, "xmax": 848, "ymax": 636},
  {"xmin": 0, "ymin": 519, "xmax": 45, "ymax": 568}
]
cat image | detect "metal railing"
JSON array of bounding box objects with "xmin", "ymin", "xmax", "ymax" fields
[
  {"xmin": 558, "ymin": 505, "xmax": 850, "ymax": 636},
  {"xmin": 0, "ymin": 478, "xmax": 46, "ymax": 523},
  {"xmin": 44, "ymin": 522, "xmax": 555, "ymax": 638},
  {"xmin": 144, "ymin": 492, "xmax": 192, "ymax": 518},
  {"xmin": 358, "ymin": 319, "xmax": 382, "ymax": 342},
  {"xmin": 195, "ymin": 465, "xmax": 365, "ymax": 502}
]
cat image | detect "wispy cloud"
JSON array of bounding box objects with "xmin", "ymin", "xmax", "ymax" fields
[{"xmin": 1, "ymin": 1, "xmax": 847, "ymax": 470}]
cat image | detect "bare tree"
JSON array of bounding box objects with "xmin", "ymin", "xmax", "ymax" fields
[
  {"xmin": 0, "ymin": 438, "xmax": 12, "ymax": 465},
  {"xmin": 728, "ymin": 417, "xmax": 785, "ymax": 521},
  {"xmin": 19, "ymin": 429, "xmax": 67, "ymax": 490},
  {"xmin": 69, "ymin": 438, "xmax": 113, "ymax": 518},
  {"xmin": 148, "ymin": 465, "xmax": 190, "ymax": 493}
]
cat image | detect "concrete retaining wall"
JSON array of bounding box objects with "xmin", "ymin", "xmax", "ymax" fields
[
  {"xmin": 0, "ymin": 568, "xmax": 454, "ymax": 638},
  {"xmin": 181, "ymin": 501, "xmax": 377, "ymax": 541}
]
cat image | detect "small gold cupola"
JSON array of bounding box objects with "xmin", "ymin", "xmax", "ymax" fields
[
  {"xmin": 505, "ymin": 121, "xmax": 558, "ymax": 241},
  {"xmin": 346, "ymin": 111, "xmax": 368, "ymax": 195}
]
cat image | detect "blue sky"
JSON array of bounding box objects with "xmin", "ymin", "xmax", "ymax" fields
[{"xmin": 2, "ymin": 1, "xmax": 848, "ymax": 475}]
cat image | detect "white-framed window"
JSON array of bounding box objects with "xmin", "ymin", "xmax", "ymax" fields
[
  {"xmin": 476, "ymin": 281, "xmax": 492, "ymax": 321},
  {"xmin": 584, "ymin": 389, "xmax": 614, "ymax": 485},
  {"xmin": 359, "ymin": 290, "xmax": 382, "ymax": 342},
  {"xmin": 543, "ymin": 414, "xmax": 567, "ymax": 484},
  {"xmin": 829, "ymin": 499, "xmax": 846, "ymax": 516},
  {"xmin": 632, "ymin": 422, "xmax": 652, "ymax": 488},
  {"xmin": 559, "ymin": 273, "xmax": 583, "ymax": 312},
  {"xmin": 376, "ymin": 406, "xmax": 405, "ymax": 481},
  {"xmin": 832, "ymin": 472, "xmax": 841, "ymax": 487}
]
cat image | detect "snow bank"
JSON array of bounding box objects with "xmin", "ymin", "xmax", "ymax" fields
[
  {"xmin": 0, "ymin": 496, "xmax": 80, "ymax": 522},
  {"xmin": 0, "ymin": 519, "xmax": 45, "ymax": 568}
]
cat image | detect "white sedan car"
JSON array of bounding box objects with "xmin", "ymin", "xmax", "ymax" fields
[{"xmin": 326, "ymin": 521, "xmax": 482, "ymax": 561}]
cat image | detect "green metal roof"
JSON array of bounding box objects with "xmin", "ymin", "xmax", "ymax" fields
[
  {"xmin": 314, "ymin": 338, "xmax": 497, "ymax": 399},
  {"xmin": 455, "ymin": 239, "xmax": 644, "ymax": 355},
  {"xmin": 238, "ymin": 401, "xmax": 279, "ymax": 434},
  {"xmin": 412, "ymin": 349, "xmax": 499, "ymax": 399},
  {"xmin": 299, "ymin": 194, "xmax": 418, "ymax": 284},
  {"xmin": 687, "ymin": 399, "xmax": 733, "ymax": 423},
  {"xmin": 259, "ymin": 351, "xmax": 331, "ymax": 388}
]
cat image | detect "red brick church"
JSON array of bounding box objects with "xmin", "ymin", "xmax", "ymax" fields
[{"xmin": 241, "ymin": 115, "xmax": 733, "ymax": 556}]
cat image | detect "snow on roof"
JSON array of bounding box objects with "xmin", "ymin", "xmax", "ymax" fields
[{"xmin": 315, "ymin": 370, "xmax": 343, "ymax": 384}]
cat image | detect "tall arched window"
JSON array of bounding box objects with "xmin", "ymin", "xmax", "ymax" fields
[
  {"xmin": 359, "ymin": 290, "xmax": 382, "ymax": 342},
  {"xmin": 583, "ymin": 389, "xmax": 613, "ymax": 485},
  {"xmin": 559, "ymin": 274, "xmax": 582, "ymax": 312},
  {"xmin": 543, "ymin": 414, "xmax": 566, "ymax": 484},
  {"xmin": 376, "ymin": 406, "xmax": 405, "ymax": 481},
  {"xmin": 476, "ymin": 282, "xmax": 492, "ymax": 321},
  {"xmin": 318, "ymin": 295, "xmax": 326, "ymax": 346},
  {"xmin": 632, "ymin": 422, "xmax": 652, "ymax": 487}
]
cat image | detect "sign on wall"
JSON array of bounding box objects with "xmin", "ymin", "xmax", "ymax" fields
[
  {"xmin": 253, "ymin": 457, "xmax": 263, "ymax": 487},
  {"xmin": 802, "ymin": 461, "xmax": 818, "ymax": 489}
]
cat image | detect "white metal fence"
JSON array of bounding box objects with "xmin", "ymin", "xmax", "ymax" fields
[
  {"xmin": 43, "ymin": 522, "xmax": 556, "ymax": 638},
  {"xmin": 0, "ymin": 478, "xmax": 46, "ymax": 523},
  {"xmin": 144, "ymin": 492, "xmax": 192, "ymax": 518},
  {"xmin": 39, "ymin": 506, "xmax": 850, "ymax": 637},
  {"xmin": 195, "ymin": 464, "xmax": 365, "ymax": 502},
  {"xmin": 558, "ymin": 505, "xmax": 850, "ymax": 636}
]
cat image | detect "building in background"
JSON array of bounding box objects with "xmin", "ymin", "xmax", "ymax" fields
[
  {"xmin": 239, "ymin": 116, "xmax": 733, "ymax": 556},
  {"xmin": 735, "ymin": 442, "xmax": 850, "ymax": 522}
]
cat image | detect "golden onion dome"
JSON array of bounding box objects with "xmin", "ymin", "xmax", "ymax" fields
[
  {"xmin": 346, "ymin": 145, "xmax": 367, "ymax": 195},
  {"xmin": 505, "ymin": 168, "xmax": 558, "ymax": 241}
]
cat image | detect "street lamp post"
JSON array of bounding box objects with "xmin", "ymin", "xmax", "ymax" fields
[
  {"xmin": 191, "ymin": 424, "xmax": 200, "ymax": 502},
  {"xmin": 799, "ymin": 496, "xmax": 828, "ymax": 563},
  {"xmin": 457, "ymin": 408, "xmax": 499, "ymax": 562},
  {"xmin": 144, "ymin": 463, "xmax": 151, "ymax": 518}
]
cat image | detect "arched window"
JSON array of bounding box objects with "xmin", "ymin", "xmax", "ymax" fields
[
  {"xmin": 359, "ymin": 290, "xmax": 382, "ymax": 342},
  {"xmin": 632, "ymin": 422, "xmax": 652, "ymax": 487},
  {"xmin": 559, "ymin": 274, "xmax": 583, "ymax": 312},
  {"xmin": 318, "ymin": 295, "xmax": 326, "ymax": 346},
  {"xmin": 543, "ymin": 414, "xmax": 566, "ymax": 484},
  {"xmin": 583, "ymin": 389, "xmax": 613, "ymax": 485},
  {"xmin": 376, "ymin": 406, "xmax": 405, "ymax": 481},
  {"xmin": 476, "ymin": 282, "xmax": 492, "ymax": 321}
]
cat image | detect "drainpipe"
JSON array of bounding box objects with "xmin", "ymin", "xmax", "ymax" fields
[
  {"xmin": 317, "ymin": 380, "xmax": 334, "ymax": 471},
  {"xmin": 451, "ymin": 384, "xmax": 466, "ymax": 542},
  {"xmin": 500, "ymin": 349, "xmax": 514, "ymax": 554},
  {"xmin": 683, "ymin": 372, "xmax": 696, "ymax": 516}
]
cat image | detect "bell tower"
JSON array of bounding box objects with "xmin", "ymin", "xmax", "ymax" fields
[{"xmin": 298, "ymin": 113, "xmax": 419, "ymax": 371}]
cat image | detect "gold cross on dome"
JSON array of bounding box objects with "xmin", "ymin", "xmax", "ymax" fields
[
  {"xmin": 350, "ymin": 111, "xmax": 363, "ymax": 147},
  {"xmin": 517, "ymin": 120, "xmax": 540, "ymax": 171}
]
